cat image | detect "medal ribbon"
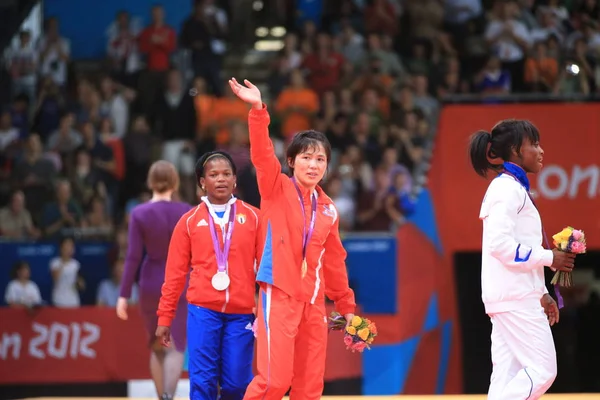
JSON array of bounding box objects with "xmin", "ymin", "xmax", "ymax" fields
[
  {"xmin": 503, "ymin": 170, "xmax": 564, "ymax": 309},
  {"xmin": 204, "ymin": 197, "xmax": 236, "ymax": 273},
  {"xmin": 291, "ymin": 178, "xmax": 317, "ymax": 263}
]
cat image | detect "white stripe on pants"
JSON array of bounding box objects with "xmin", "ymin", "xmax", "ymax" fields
[{"xmin": 488, "ymin": 307, "xmax": 557, "ymax": 400}]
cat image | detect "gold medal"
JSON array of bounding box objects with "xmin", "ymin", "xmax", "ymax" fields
[{"xmin": 301, "ymin": 258, "xmax": 308, "ymax": 278}]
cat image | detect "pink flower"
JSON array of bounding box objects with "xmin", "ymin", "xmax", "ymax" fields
[
  {"xmin": 252, "ymin": 319, "xmax": 258, "ymax": 338},
  {"xmin": 571, "ymin": 241, "xmax": 586, "ymax": 254},
  {"xmin": 343, "ymin": 335, "xmax": 353, "ymax": 347},
  {"xmin": 351, "ymin": 342, "xmax": 367, "ymax": 352},
  {"xmin": 572, "ymin": 230, "xmax": 583, "ymax": 241}
]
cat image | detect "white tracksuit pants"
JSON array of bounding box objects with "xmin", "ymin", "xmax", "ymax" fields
[{"xmin": 487, "ymin": 307, "xmax": 557, "ymax": 400}]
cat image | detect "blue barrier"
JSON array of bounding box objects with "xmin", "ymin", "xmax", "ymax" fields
[
  {"xmin": 343, "ymin": 233, "xmax": 397, "ymax": 314},
  {"xmin": 0, "ymin": 241, "xmax": 112, "ymax": 306},
  {"xmin": 0, "ymin": 234, "xmax": 397, "ymax": 313},
  {"xmin": 43, "ymin": 0, "xmax": 192, "ymax": 59}
]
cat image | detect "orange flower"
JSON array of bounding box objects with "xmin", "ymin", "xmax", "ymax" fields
[
  {"xmin": 346, "ymin": 326, "xmax": 357, "ymax": 335},
  {"xmin": 368, "ymin": 323, "xmax": 377, "ymax": 335}
]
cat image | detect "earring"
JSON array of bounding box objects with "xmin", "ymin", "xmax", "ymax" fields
[
  {"xmin": 234, "ymin": 183, "xmax": 237, "ymax": 188},
  {"xmin": 202, "ymin": 186, "xmax": 205, "ymax": 191}
]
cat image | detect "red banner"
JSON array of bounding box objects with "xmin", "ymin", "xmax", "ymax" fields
[
  {"xmin": 0, "ymin": 306, "xmax": 360, "ymax": 384},
  {"xmin": 430, "ymin": 103, "xmax": 600, "ymax": 253},
  {"xmin": 0, "ymin": 307, "xmax": 151, "ymax": 384}
]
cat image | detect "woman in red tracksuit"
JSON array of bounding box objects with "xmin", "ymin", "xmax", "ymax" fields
[
  {"xmin": 156, "ymin": 151, "xmax": 261, "ymax": 400},
  {"xmin": 229, "ymin": 78, "xmax": 356, "ymax": 400}
]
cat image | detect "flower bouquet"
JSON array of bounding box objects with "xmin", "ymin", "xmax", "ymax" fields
[
  {"xmin": 328, "ymin": 312, "xmax": 377, "ymax": 353},
  {"xmin": 550, "ymin": 226, "xmax": 586, "ymax": 287}
]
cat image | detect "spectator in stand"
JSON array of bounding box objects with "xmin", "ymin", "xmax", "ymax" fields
[
  {"xmin": 137, "ymin": 5, "xmax": 176, "ymax": 113},
  {"xmin": 10, "ymin": 94, "xmax": 30, "ymax": 139},
  {"xmin": 50, "ymin": 237, "xmax": 84, "ymax": 308},
  {"xmin": 46, "ymin": 112, "xmax": 82, "ymax": 156},
  {"xmin": 180, "ymin": 0, "xmax": 228, "ymax": 96},
  {"xmin": 324, "ymin": 175, "xmax": 355, "ymax": 231},
  {"xmin": 5, "ymin": 261, "xmax": 42, "ymax": 308},
  {"xmin": 484, "ymin": 0, "xmax": 532, "ymax": 92},
  {"xmin": 0, "ymin": 110, "xmax": 19, "ymax": 152},
  {"xmin": 36, "ymin": 17, "xmax": 70, "ymax": 89},
  {"xmin": 525, "ymin": 40, "xmax": 559, "ymax": 92},
  {"xmin": 301, "ymin": 33, "xmax": 345, "ymax": 95},
  {"xmin": 99, "ymin": 76, "xmax": 129, "ymax": 139},
  {"xmin": 32, "ymin": 77, "xmax": 64, "ymax": 141},
  {"xmin": 275, "ymin": 69, "xmax": 320, "ymax": 141},
  {"xmin": 97, "ymin": 258, "xmax": 138, "ymax": 307},
  {"xmin": 217, "ymin": 121, "xmax": 251, "ymax": 173},
  {"xmin": 78, "ymin": 121, "xmax": 118, "ymax": 208},
  {"xmin": 105, "ymin": 10, "xmax": 142, "ymax": 88},
  {"xmin": 70, "ymin": 148, "xmax": 103, "ymax": 208},
  {"xmin": 40, "ymin": 180, "xmax": 83, "ymax": 239},
  {"xmin": 355, "ymin": 166, "xmax": 397, "ymax": 232},
  {"xmin": 82, "ymin": 195, "xmax": 114, "ymax": 240},
  {"xmin": 474, "ymin": 55, "xmax": 512, "ymax": 96},
  {"xmin": 0, "ymin": 190, "xmax": 40, "ymax": 240},
  {"xmin": 364, "ymin": 0, "xmax": 399, "ymax": 36},
  {"xmin": 151, "ymin": 69, "xmax": 197, "ymax": 202},
  {"xmin": 6, "ymin": 30, "xmax": 38, "ymax": 106},
  {"xmin": 122, "ymin": 115, "xmax": 154, "ymax": 201},
  {"xmin": 12, "ymin": 134, "xmax": 58, "ymax": 217}
]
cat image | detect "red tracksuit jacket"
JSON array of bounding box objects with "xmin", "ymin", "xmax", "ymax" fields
[
  {"xmin": 157, "ymin": 200, "xmax": 261, "ymax": 326},
  {"xmin": 249, "ymin": 105, "xmax": 355, "ymax": 316}
]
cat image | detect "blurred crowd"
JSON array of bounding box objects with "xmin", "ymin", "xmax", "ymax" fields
[{"xmin": 1, "ymin": 0, "xmax": 600, "ymax": 306}]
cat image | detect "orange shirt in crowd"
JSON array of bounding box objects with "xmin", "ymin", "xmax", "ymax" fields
[
  {"xmin": 211, "ymin": 97, "xmax": 250, "ymax": 145},
  {"xmin": 275, "ymin": 87, "xmax": 320, "ymax": 139},
  {"xmin": 524, "ymin": 57, "xmax": 559, "ymax": 88},
  {"xmin": 194, "ymin": 94, "xmax": 216, "ymax": 133}
]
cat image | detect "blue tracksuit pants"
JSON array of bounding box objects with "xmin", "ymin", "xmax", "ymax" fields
[{"xmin": 187, "ymin": 304, "xmax": 255, "ymax": 400}]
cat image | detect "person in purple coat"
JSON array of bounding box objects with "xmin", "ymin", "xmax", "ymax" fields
[{"xmin": 116, "ymin": 160, "xmax": 192, "ymax": 400}]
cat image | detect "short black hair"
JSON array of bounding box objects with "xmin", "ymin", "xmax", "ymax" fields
[
  {"xmin": 286, "ymin": 130, "xmax": 332, "ymax": 175},
  {"xmin": 11, "ymin": 261, "xmax": 28, "ymax": 279},
  {"xmin": 195, "ymin": 151, "xmax": 237, "ymax": 184}
]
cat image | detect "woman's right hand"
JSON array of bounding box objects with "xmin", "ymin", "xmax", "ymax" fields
[
  {"xmin": 550, "ymin": 248, "xmax": 576, "ymax": 272},
  {"xmin": 228, "ymin": 78, "xmax": 263, "ymax": 109}
]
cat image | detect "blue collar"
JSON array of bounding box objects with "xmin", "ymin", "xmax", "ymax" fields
[{"xmin": 502, "ymin": 162, "xmax": 530, "ymax": 192}]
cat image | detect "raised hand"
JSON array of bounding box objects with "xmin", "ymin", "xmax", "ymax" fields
[{"xmin": 228, "ymin": 78, "xmax": 262, "ymax": 108}]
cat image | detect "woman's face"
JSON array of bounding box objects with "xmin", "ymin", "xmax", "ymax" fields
[
  {"xmin": 17, "ymin": 265, "xmax": 30, "ymax": 280},
  {"xmin": 290, "ymin": 143, "xmax": 328, "ymax": 189},
  {"xmin": 61, "ymin": 239, "xmax": 75, "ymax": 258},
  {"xmin": 76, "ymin": 151, "xmax": 91, "ymax": 168},
  {"xmin": 200, "ymin": 157, "xmax": 237, "ymax": 204}
]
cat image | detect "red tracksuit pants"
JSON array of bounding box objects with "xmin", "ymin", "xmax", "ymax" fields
[{"xmin": 243, "ymin": 284, "xmax": 328, "ymax": 400}]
